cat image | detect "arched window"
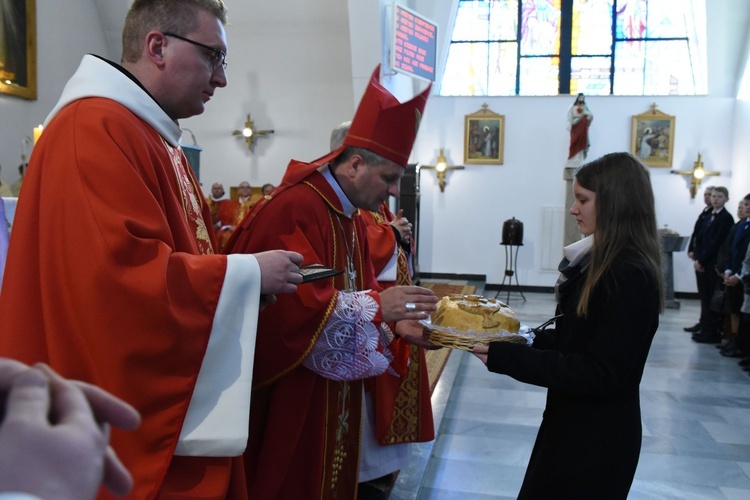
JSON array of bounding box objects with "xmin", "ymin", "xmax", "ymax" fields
[{"xmin": 440, "ymin": 0, "xmax": 707, "ymax": 96}]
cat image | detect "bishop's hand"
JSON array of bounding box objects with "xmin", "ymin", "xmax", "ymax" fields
[{"xmin": 380, "ymin": 286, "xmax": 438, "ymax": 323}]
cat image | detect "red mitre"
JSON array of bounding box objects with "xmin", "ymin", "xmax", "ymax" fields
[
  {"xmin": 343, "ymin": 65, "xmax": 431, "ymax": 168},
  {"xmin": 279, "ymin": 66, "xmax": 431, "ymax": 187}
]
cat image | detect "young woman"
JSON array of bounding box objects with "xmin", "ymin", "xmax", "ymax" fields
[{"xmin": 474, "ymin": 152, "xmax": 663, "ymax": 498}]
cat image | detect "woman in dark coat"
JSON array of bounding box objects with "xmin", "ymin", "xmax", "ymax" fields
[{"xmin": 474, "ymin": 152, "xmax": 663, "ymax": 498}]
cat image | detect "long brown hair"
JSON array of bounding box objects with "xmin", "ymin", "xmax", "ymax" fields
[{"xmin": 574, "ymin": 152, "xmax": 664, "ymax": 316}]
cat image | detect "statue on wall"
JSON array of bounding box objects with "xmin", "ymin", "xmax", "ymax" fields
[
  {"xmin": 565, "ymin": 93, "xmax": 594, "ymax": 168},
  {"xmin": 563, "ymin": 93, "xmax": 594, "ymax": 246}
]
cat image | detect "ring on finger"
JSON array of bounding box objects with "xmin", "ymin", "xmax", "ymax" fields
[{"xmin": 405, "ymin": 302, "xmax": 417, "ymax": 311}]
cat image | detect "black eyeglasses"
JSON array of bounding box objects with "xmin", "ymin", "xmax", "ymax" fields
[{"xmin": 162, "ymin": 32, "xmax": 227, "ymax": 71}]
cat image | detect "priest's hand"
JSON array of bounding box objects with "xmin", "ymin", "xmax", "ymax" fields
[
  {"xmin": 255, "ymin": 250, "xmax": 304, "ymax": 295},
  {"xmin": 395, "ymin": 320, "xmax": 441, "ymax": 350},
  {"xmin": 380, "ymin": 286, "xmax": 438, "ymax": 323},
  {"xmin": 0, "ymin": 361, "xmax": 140, "ymax": 499},
  {"xmin": 390, "ymin": 209, "xmax": 413, "ymax": 243},
  {"xmin": 259, "ymin": 294, "xmax": 277, "ymax": 310},
  {"xmin": 472, "ymin": 345, "xmax": 489, "ymax": 365}
]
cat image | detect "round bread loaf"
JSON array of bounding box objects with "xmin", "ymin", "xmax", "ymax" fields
[{"xmin": 430, "ymin": 294, "xmax": 520, "ymax": 333}]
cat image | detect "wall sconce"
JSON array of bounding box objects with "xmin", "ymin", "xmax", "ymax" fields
[
  {"xmin": 421, "ymin": 148, "xmax": 464, "ymax": 192},
  {"xmin": 670, "ymin": 153, "xmax": 719, "ymax": 199},
  {"xmin": 232, "ymin": 114, "xmax": 274, "ymax": 152}
]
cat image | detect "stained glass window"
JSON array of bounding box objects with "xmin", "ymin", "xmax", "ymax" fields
[{"xmin": 439, "ymin": 0, "xmax": 707, "ymax": 96}]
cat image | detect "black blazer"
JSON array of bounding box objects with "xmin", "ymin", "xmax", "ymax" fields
[
  {"xmin": 688, "ymin": 205, "xmax": 713, "ymax": 254},
  {"xmin": 717, "ymin": 218, "xmax": 750, "ymax": 274},
  {"xmin": 486, "ymin": 259, "xmax": 659, "ymax": 499},
  {"xmin": 694, "ymin": 208, "xmax": 734, "ymax": 268}
]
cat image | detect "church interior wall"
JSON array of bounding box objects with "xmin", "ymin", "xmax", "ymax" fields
[{"xmin": 1, "ymin": 0, "xmax": 749, "ymax": 295}]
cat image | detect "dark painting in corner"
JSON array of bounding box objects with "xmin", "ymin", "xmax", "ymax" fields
[{"xmin": 0, "ymin": 0, "xmax": 36, "ymax": 100}]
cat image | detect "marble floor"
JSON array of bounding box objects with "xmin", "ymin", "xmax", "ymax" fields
[{"xmin": 390, "ymin": 284, "xmax": 750, "ymax": 499}]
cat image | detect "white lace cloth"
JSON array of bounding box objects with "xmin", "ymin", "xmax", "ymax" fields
[{"xmin": 303, "ymin": 291, "xmax": 392, "ymax": 381}]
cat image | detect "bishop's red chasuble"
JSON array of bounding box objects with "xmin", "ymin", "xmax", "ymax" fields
[{"xmin": 224, "ymin": 169, "xmax": 388, "ymax": 499}]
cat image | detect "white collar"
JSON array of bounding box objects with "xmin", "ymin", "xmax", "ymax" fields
[
  {"xmin": 45, "ymin": 55, "xmax": 182, "ymax": 147},
  {"xmin": 320, "ymin": 165, "xmax": 356, "ymax": 218}
]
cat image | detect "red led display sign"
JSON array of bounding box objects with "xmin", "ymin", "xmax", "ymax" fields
[{"xmin": 391, "ymin": 5, "xmax": 437, "ymax": 82}]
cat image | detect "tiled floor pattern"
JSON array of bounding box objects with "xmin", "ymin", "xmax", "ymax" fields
[{"xmin": 390, "ymin": 283, "xmax": 750, "ymax": 499}]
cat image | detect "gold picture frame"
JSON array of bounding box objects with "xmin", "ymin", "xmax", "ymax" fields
[
  {"xmin": 0, "ymin": 0, "xmax": 37, "ymax": 100},
  {"xmin": 631, "ymin": 105, "xmax": 675, "ymax": 167},
  {"xmin": 464, "ymin": 104, "xmax": 504, "ymax": 165}
]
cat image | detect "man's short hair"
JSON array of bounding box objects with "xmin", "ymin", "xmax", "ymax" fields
[
  {"xmin": 122, "ymin": 0, "xmax": 228, "ymax": 63},
  {"xmin": 332, "ymin": 147, "xmax": 389, "ymax": 170},
  {"xmin": 713, "ymin": 186, "xmax": 729, "ymax": 198}
]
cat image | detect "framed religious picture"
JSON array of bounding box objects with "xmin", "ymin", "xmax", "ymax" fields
[
  {"xmin": 0, "ymin": 0, "xmax": 37, "ymax": 100},
  {"xmin": 631, "ymin": 105, "xmax": 675, "ymax": 167},
  {"xmin": 464, "ymin": 104, "xmax": 504, "ymax": 165}
]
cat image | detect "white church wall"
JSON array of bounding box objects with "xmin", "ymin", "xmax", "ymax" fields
[
  {"xmin": 180, "ymin": 0, "xmax": 356, "ymax": 192},
  {"xmin": 411, "ymin": 95, "xmax": 736, "ymax": 292}
]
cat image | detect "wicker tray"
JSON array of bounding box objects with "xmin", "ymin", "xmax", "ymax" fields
[{"xmin": 420, "ymin": 320, "xmax": 529, "ymax": 351}]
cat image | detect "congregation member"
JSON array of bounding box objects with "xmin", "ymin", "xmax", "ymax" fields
[
  {"xmin": 206, "ymin": 181, "xmax": 240, "ymax": 251},
  {"xmin": 717, "ymin": 194, "xmax": 750, "ymax": 357},
  {"xmin": 223, "ymin": 67, "xmax": 439, "ymax": 499},
  {"xmin": 0, "ymin": 0, "xmax": 303, "ymax": 497},
  {"xmin": 473, "ymin": 152, "xmax": 663, "ymax": 498},
  {"xmin": 236, "ymin": 181, "xmax": 256, "ymax": 223},
  {"xmin": 739, "ymin": 243, "xmax": 750, "ymax": 371},
  {"xmin": 330, "ymin": 122, "xmax": 435, "ymax": 499},
  {"xmin": 206, "ymin": 181, "xmax": 237, "ymax": 229},
  {"xmin": 685, "ymin": 186, "xmax": 715, "ymax": 333},
  {"xmin": 692, "ymin": 187, "xmax": 735, "ymax": 343},
  {"xmin": 261, "ymin": 182, "xmax": 275, "ymax": 195}
]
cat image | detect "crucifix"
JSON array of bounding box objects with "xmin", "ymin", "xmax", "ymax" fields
[
  {"xmin": 232, "ymin": 114, "xmax": 274, "ymax": 152},
  {"xmin": 670, "ymin": 153, "xmax": 719, "ymax": 199}
]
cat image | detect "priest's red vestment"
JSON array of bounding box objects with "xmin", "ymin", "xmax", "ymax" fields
[
  {"xmin": 0, "ymin": 55, "xmax": 261, "ymax": 499},
  {"xmin": 360, "ymin": 207, "xmax": 434, "ymax": 447}
]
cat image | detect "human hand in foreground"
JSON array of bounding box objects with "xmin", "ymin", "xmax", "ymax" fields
[
  {"xmin": 380, "ymin": 286, "xmax": 438, "ymax": 323},
  {"xmin": 255, "ymin": 250, "xmax": 304, "ymax": 295},
  {"xmin": 472, "ymin": 345, "xmax": 489, "ymax": 365},
  {"xmin": 395, "ymin": 320, "xmax": 441, "ymax": 350},
  {"xmin": 390, "ymin": 210, "xmax": 413, "ymax": 243},
  {"xmin": 0, "ymin": 360, "xmax": 140, "ymax": 499}
]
